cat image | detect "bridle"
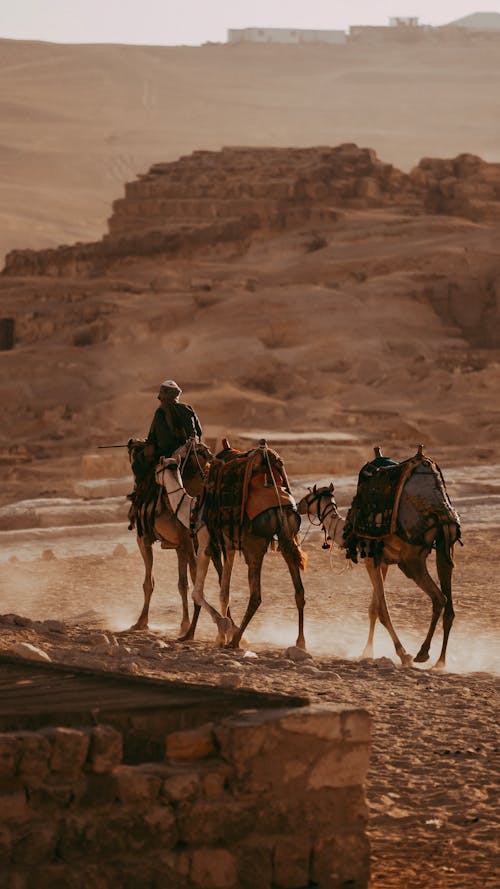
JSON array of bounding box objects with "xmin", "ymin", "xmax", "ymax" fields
[
  {"xmin": 302, "ymin": 487, "xmax": 342, "ymax": 550},
  {"xmin": 177, "ymin": 438, "xmax": 211, "ymax": 481}
]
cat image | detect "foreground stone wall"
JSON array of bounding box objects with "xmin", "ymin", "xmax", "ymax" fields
[{"xmin": 0, "ymin": 703, "xmax": 370, "ymax": 889}]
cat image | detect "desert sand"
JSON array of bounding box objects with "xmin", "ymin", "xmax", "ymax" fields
[{"xmin": 0, "ymin": 35, "xmax": 499, "ymax": 889}]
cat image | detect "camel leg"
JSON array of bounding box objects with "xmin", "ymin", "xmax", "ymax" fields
[
  {"xmin": 177, "ymin": 545, "xmax": 210, "ymax": 641},
  {"xmin": 176, "ymin": 544, "xmax": 191, "ymax": 637},
  {"xmin": 433, "ymin": 544, "xmax": 455, "ymax": 669},
  {"xmin": 178, "ymin": 532, "xmax": 229, "ymax": 641},
  {"xmin": 365, "ymin": 558, "xmax": 412, "ymax": 665},
  {"xmin": 361, "ymin": 562, "xmax": 389, "ymax": 659},
  {"xmin": 280, "ymin": 537, "xmax": 306, "ymax": 650},
  {"xmin": 216, "ymin": 550, "xmax": 237, "ymax": 646},
  {"xmin": 398, "ymin": 554, "xmax": 446, "ymax": 663},
  {"xmin": 227, "ymin": 545, "xmax": 266, "ymax": 649},
  {"xmin": 130, "ymin": 537, "xmax": 154, "ymax": 630}
]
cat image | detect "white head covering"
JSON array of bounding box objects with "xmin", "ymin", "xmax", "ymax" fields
[{"xmin": 159, "ymin": 379, "xmax": 181, "ymax": 395}]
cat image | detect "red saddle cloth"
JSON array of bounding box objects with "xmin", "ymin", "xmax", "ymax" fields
[
  {"xmin": 203, "ymin": 445, "xmax": 295, "ymax": 546},
  {"xmin": 246, "ymin": 469, "xmax": 295, "ymax": 520}
]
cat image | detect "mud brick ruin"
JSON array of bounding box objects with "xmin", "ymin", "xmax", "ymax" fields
[{"xmin": 4, "ymin": 145, "xmax": 500, "ymax": 278}]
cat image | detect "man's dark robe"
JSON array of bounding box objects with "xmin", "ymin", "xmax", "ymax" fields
[{"xmin": 147, "ymin": 402, "xmax": 202, "ymax": 460}]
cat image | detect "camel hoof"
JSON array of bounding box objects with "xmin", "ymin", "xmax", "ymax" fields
[
  {"xmin": 401, "ymin": 653, "xmax": 414, "ymax": 667},
  {"xmin": 431, "ymin": 660, "xmax": 446, "ymax": 672},
  {"xmin": 176, "ymin": 632, "xmax": 194, "ymax": 643},
  {"xmin": 129, "ymin": 621, "xmax": 148, "ymax": 631},
  {"xmin": 414, "ymin": 650, "xmax": 430, "ymax": 663},
  {"xmin": 295, "ymin": 637, "xmax": 306, "ymax": 651}
]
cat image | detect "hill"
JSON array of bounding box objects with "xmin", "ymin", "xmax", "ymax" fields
[
  {"xmin": 449, "ymin": 11, "xmax": 500, "ymax": 29},
  {"xmin": 1, "ymin": 37, "xmax": 500, "ymax": 265},
  {"xmin": 1, "ymin": 144, "xmax": 499, "ymax": 505}
]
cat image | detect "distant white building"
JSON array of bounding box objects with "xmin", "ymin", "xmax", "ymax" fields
[{"xmin": 227, "ymin": 27, "xmax": 346, "ymax": 45}]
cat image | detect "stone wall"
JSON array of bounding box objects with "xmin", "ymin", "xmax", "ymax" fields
[
  {"xmin": 410, "ymin": 152, "xmax": 500, "ymax": 221},
  {"xmin": 0, "ymin": 703, "xmax": 371, "ymax": 889}
]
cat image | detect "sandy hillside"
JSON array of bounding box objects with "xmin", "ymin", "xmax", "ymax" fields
[{"xmin": 1, "ymin": 37, "xmax": 500, "ymax": 261}]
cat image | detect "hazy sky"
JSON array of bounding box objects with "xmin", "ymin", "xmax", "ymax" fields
[{"xmin": 1, "ymin": 1, "xmax": 495, "ymax": 46}]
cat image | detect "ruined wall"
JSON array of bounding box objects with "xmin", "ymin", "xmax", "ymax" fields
[
  {"xmin": 1, "ymin": 144, "xmax": 413, "ymax": 277},
  {"xmin": 4, "ymin": 145, "xmax": 499, "ymax": 279},
  {"xmin": 410, "ymin": 153, "xmax": 500, "ymax": 221},
  {"xmin": 0, "ymin": 703, "xmax": 371, "ymax": 889}
]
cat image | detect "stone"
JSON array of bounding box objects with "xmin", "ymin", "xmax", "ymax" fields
[
  {"xmin": 285, "ymin": 645, "xmax": 313, "ymax": 662},
  {"xmin": 308, "ymin": 744, "xmax": 371, "ymax": 790},
  {"xmin": 165, "ymin": 723, "xmax": 217, "ymax": 761},
  {"xmin": 38, "ymin": 619, "xmax": 66, "ymax": 634},
  {"xmin": 113, "ymin": 765, "xmax": 161, "ymax": 803},
  {"xmin": 16, "ymin": 732, "xmax": 52, "ymax": 786},
  {"xmin": 278, "ymin": 704, "xmax": 343, "ymax": 742},
  {"xmin": 43, "ymin": 727, "xmax": 89, "ymax": 776},
  {"xmin": 342, "ymin": 709, "xmax": 371, "ymax": 743},
  {"xmin": 312, "ymin": 831, "xmax": 370, "ymax": 888},
  {"xmin": 10, "ymin": 643, "xmax": 51, "ymax": 663},
  {"xmin": 161, "ymin": 768, "xmax": 202, "ymax": 802},
  {"xmin": 191, "ymin": 848, "xmax": 237, "ymax": 889},
  {"xmin": 177, "ymin": 798, "xmax": 255, "ymax": 846},
  {"xmin": 87, "ymin": 724, "xmax": 123, "ymax": 773},
  {"xmin": 0, "ymin": 735, "xmax": 19, "ymax": 779}
]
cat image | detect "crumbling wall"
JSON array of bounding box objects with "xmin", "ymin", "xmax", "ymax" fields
[{"xmin": 0, "ymin": 703, "xmax": 371, "ymax": 889}]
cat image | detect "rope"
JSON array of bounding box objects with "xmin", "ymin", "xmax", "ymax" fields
[{"xmin": 262, "ymin": 443, "xmax": 285, "ymax": 523}]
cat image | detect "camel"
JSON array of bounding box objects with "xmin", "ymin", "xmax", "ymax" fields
[
  {"xmin": 297, "ymin": 446, "xmax": 461, "ymax": 669},
  {"xmin": 179, "ymin": 441, "xmax": 308, "ymax": 649},
  {"xmin": 128, "ymin": 438, "xmax": 218, "ymax": 634}
]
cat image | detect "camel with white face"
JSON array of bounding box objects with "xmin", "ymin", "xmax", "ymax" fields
[
  {"xmin": 298, "ymin": 461, "xmax": 460, "ymax": 669},
  {"xmin": 129, "ymin": 439, "xmax": 217, "ymax": 635}
]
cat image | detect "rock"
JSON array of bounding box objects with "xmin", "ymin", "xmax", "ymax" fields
[
  {"xmin": 166, "ymin": 724, "xmax": 217, "ymax": 762},
  {"xmin": 39, "ymin": 619, "xmax": 66, "ymax": 634},
  {"xmin": 373, "ymin": 656, "xmax": 397, "ymax": 671},
  {"xmin": 40, "ymin": 548, "xmax": 56, "ymax": 561},
  {"xmin": 11, "ymin": 642, "xmax": 51, "ymax": 662},
  {"xmin": 285, "ymin": 645, "xmax": 313, "ymax": 663},
  {"xmin": 87, "ymin": 724, "xmax": 123, "ymax": 773}
]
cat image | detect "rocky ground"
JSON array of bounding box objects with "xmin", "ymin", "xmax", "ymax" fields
[{"xmin": 0, "ymin": 495, "xmax": 498, "ymax": 888}]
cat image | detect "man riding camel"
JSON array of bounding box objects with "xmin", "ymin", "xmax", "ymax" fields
[
  {"xmin": 131, "ymin": 380, "xmax": 202, "ymax": 482},
  {"xmin": 128, "ymin": 380, "xmax": 203, "ymax": 526},
  {"xmin": 147, "ymin": 379, "xmax": 202, "ymax": 460}
]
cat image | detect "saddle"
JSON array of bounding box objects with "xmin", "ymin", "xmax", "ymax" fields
[
  {"xmin": 127, "ymin": 468, "xmax": 171, "ymax": 540},
  {"xmin": 343, "ymin": 446, "xmax": 460, "ymax": 563},
  {"xmin": 202, "ymin": 441, "xmax": 295, "ymax": 550}
]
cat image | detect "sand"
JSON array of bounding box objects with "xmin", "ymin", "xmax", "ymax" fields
[{"xmin": 0, "ymin": 461, "xmax": 498, "ymax": 888}]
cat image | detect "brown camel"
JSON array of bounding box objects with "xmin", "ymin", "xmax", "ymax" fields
[
  {"xmin": 297, "ymin": 447, "xmax": 460, "ymax": 669},
  {"xmin": 128, "ymin": 439, "xmax": 217, "ymax": 634},
  {"xmin": 179, "ymin": 442, "xmax": 308, "ymax": 649}
]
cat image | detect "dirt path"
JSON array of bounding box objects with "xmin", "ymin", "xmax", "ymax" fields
[{"xmin": 0, "ymin": 515, "xmax": 498, "ymax": 888}]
